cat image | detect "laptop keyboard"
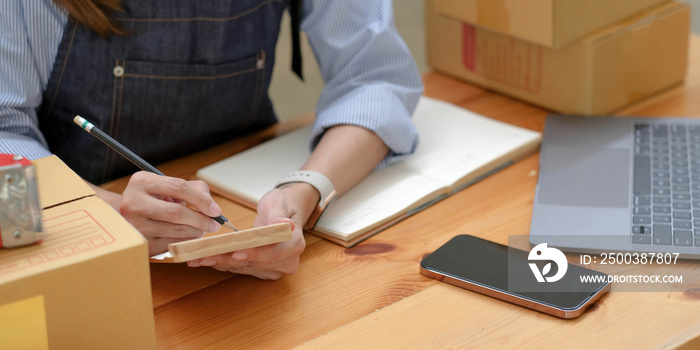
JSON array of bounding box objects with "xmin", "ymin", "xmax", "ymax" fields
[{"xmin": 633, "ymin": 123, "xmax": 700, "ymax": 247}]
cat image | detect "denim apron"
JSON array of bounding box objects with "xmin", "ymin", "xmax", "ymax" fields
[{"xmin": 38, "ymin": 0, "xmax": 290, "ymax": 184}]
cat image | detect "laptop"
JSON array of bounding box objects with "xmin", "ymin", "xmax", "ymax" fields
[{"xmin": 530, "ymin": 114, "xmax": 700, "ymax": 259}]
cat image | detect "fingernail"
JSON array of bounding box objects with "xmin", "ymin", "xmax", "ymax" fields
[
  {"xmin": 188, "ymin": 261, "xmax": 200, "ymax": 267},
  {"xmin": 209, "ymin": 220, "xmax": 221, "ymax": 232},
  {"xmin": 201, "ymin": 259, "xmax": 216, "ymax": 266},
  {"xmin": 209, "ymin": 203, "xmax": 222, "ymax": 216},
  {"xmin": 232, "ymin": 252, "xmax": 248, "ymax": 261}
]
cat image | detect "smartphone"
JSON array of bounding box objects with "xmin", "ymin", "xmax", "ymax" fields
[{"xmin": 420, "ymin": 235, "xmax": 611, "ymax": 319}]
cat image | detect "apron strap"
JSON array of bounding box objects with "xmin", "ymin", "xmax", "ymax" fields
[{"xmin": 290, "ymin": 0, "xmax": 303, "ymax": 80}]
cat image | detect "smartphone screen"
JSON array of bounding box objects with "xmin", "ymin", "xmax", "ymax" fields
[{"xmin": 420, "ymin": 235, "xmax": 610, "ymax": 318}]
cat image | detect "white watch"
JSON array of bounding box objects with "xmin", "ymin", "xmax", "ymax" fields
[{"xmin": 275, "ymin": 170, "xmax": 337, "ymax": 229}]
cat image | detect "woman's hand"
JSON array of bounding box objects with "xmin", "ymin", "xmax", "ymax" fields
[
  {"xmin": 184, "ymin": 125, "xmax": 390, "ymax": 279},
  {"xmin": 118, "ymin": 171, "xmax": 223, "ymax": 255},
  {"xmin": 187, "ymin": 184, "xmax": 316, "ymax": 280}
]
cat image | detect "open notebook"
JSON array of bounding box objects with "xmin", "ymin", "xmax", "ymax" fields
[{"xmin": 197, "ymin": 97, "xmax": 542, "ymax": 247}]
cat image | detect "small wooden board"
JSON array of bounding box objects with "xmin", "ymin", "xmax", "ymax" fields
[{"xmin": 149, "ymin": 223, "xmax": 292, "ymax": 263}]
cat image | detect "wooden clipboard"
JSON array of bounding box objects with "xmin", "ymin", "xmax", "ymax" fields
[{"xmin": 149, "ymin": 222, "xmax": 292, "ymax": 263}]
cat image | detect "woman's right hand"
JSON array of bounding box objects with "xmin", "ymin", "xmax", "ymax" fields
[{"xmin": 118, "ymin": 171, "xmax": 223, "ymax": 255}]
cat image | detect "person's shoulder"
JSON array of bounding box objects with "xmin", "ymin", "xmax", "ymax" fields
[
  {"xmin": 1, "ymin": 0, "xmax": 67, "ymax": 33},
  {"xmin": 36, "ymin": 0, "xmax": 69, "ymax": 24}
]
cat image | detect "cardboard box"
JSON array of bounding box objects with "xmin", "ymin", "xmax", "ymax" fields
[
  {"xmin": 433, "ymin": 0, "xmax": 670, "ymax": 48},
  {"xmin": 427, "ymin": 0, "xmax": 689, "ymax": 115},
  {"xmin": 0, "ymin": 156, "xmax": 156, "ymax": 349}
]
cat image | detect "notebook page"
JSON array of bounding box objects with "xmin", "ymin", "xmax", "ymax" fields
[
  {"xmin": 404, "ymin": 97, "xmax": 541, "ymax": 186},
  {"xmin": 197, "ymin": 126, "xmax": 312, "ymax": 205},
  {"xmin": 197, "ymin": 124, "xmax": 446, "ymax": 239},
  {"xmin": 315, "ymin": 164, "xmax": 446, "ymax": 238}
]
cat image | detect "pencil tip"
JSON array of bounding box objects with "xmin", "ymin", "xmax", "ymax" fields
[{"xmin": 223, "ymin": 221, "xmax": 238, "ymax": 231}]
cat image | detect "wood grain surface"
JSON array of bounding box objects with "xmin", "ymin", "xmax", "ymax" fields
[{"xmin": 101, "ymin": 35, "xmax": 700, "ymax": 349}]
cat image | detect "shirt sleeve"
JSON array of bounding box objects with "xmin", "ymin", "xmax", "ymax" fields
[
  {"xmin": 0, "ymin": 0, "xmax": 66, "ymax": 160},
  {"xmin": 301, "ymin": 0, "xmax": 423, "ymax": 167}
]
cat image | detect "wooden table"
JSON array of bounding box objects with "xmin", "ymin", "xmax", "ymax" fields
[{"xmin": 103, "ymin": 36, "xmax": 700, "ymax": 349}]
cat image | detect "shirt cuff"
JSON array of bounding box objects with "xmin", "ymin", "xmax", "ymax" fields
[{"xmin": 310, "ymin": 86, "xmax": 420, "ymax": 168}]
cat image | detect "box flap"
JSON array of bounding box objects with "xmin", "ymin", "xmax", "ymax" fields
[
  {"xmin": 34, "ymin": 156, "xmax": 95, "ymax": 209},
  {"xmin": 588, "ymin": 2, "xmax": 688, "ymax": 45},
  {"xmin": 0, "ymin": 196, "xmax": 147, "ymax": 284},
  {"xmin": 434, "ymin": 0, "xmax": 554, "ymax": 47},
  {"xmin": 553, "ymin": 0, "xmax": 670, "ymax": 48},
  {"xmin": 433, "ymin": 0, "xmax": 670, "ymax": 48},
  {"xmin": 592, "ymin": 2, "xmax": 689, "ymax": 114}
]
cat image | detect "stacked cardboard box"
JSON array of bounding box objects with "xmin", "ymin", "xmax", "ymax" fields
[
  {"xmin": 427, "ymin": 0, "xmax": 690, "ymax": 115},
  {"xmin": 0, "ymin": 156, "xmax": 156, "ymax": 349}
]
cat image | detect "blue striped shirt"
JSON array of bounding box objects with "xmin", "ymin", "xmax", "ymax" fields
[{"xmin": 0, "ymin": 0, "xmax": 422, "ymax": 166}]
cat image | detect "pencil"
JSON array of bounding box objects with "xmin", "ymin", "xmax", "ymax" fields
[{"xmin": 73, "ymin": 116, "xmax": 238, "ymax": 231}]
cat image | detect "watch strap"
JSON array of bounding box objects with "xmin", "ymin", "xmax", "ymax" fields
[{"xmin": 275, "ymin": 171, "xmax": 337, "ymax": 229}]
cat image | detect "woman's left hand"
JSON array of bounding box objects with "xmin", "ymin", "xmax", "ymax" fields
[{"xmin": 187, "ymin": 185, "xmax": 315, "ymax": 280}]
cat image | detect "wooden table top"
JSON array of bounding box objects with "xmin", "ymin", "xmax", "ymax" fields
[{"xmin": 103, "ymin": 35, "xmax": 700, "ymax": 349}]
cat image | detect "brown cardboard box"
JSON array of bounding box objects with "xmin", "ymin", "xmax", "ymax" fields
[
  {"xmin": 427, "ymin": 0, "xmax": 690, "ymax": 115},
  {"xmin": 433, "ymin": 0, "xmax": 670, "ymax": 48},
  {"xmin": 0, "ymin": 156, "xmax": 156, "ymax": 349}
]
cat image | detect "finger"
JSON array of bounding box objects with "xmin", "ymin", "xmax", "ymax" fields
[
  {"xmin": 134, "ymin": 174, "xmax": 222, "ymax": 217},
  {"xmin": 198, "ymin": 257, "xmax": 291, "ymax": 280},
  {"xmin": 188, "ymin": 180, "xmax": 212, "ymax": 196},
  {"xmin": 222, "ymin": 225, "xmax": 300, "ymax": 273},
  {"xmin": 204, "ymin": 263, "xmax": 281, "ymax": 280},
  {"xmin": 130, "ymin": 214, "xmax": 208, "ymax": 240},
  {"xmin": 122, "ymin": 196, "xmax": 220, "ymax": 235},
  {"xmin": 212, "ymin": 227, "xmax": 306, "ymax": 274},
  {"xmin": 162, "ymin": 196, "xmax": 186, "ymax": 205},
  {"xmin": 149, "ymin": 201, "xmax": 221, "ymax": 233},
  {"xmin": 192, "ymin": 238, "xmax": 301, "ymax": 277},
  {"xmin": 237, "ymin": 219, "xmax": 301, "ymax": 262}
]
